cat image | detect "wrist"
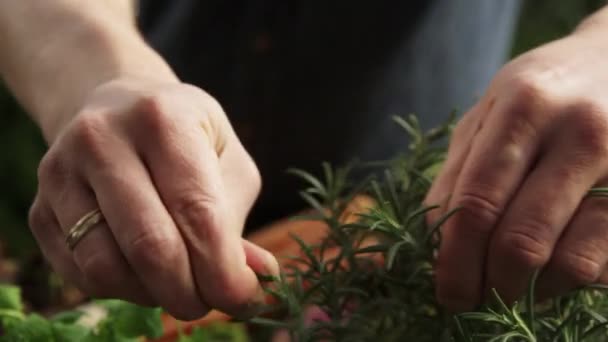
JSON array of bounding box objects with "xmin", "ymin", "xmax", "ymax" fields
[
  {"xmin": 39, "ymin": 30, "xmax": 179, "ymax": 142},
  {"xmin": 0, "ymin": 2, "xmax": 178, "ymax": 143},
  {"xmin": 36, "ymin": 49, "xmax": 179, "ymax": 143}
]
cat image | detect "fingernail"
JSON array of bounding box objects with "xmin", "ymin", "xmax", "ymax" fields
[
  {"xmin": 255, "ymin": 249, "xmax": 280, "ymax": 282},
  {"xmin": 244, "ymin": 240, "xmax": 280, "ymax": 279},
  {"xmin": 263, "ymin": 251, "xmax": 280, "ymax": 277}
]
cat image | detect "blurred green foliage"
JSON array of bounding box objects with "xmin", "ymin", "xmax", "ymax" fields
[
  {"xmin": 0, "ymin": 0, "xmax": 605, "ymax": 259},
  {"xmin": 0, "ymin": 90, "xmax": 45, "ymax": 258}
]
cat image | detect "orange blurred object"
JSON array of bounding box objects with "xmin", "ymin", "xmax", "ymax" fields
[{"xmin": 153, "ymin": 196, "xmax": 374, "ymax": 341}]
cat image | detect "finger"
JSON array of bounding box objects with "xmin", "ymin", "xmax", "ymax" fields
[
  {"xmin": 73, "ymin": 117, "xmax": 207, "ymax": 320},
  {"xmin": 536, "ymin": 191, "xmax": 608, "ymax": 299},
  {"xmin": 425, "ymin": 104, "xmax": 483, "ymax": 223},
  {"xmin": 219, "ymin": 131, "xmax": 280, "ymax": 278},
  {"xmin": 136, "ymin": 108, "xmax": 262, "ymax": 316},
  {"xmin": 242, "ymin": 239, "xmax": 280, "ymax": 277},
  {"xmin": 28, "ymin": 196, "xmax": 84, "ymax": 290},
  {"xmin": 217, "ymin": 132, "xmax": 261, "ymax": 230},
  {"xmin": 486, "ymin": 113, "xmax": 608, "ymax": 303},
  {"xmin": 436, "ymin": 96, "xmax": 544, "ymax": 311},
  {"xmin": 50, "ymin": 177, "xmax": 156, "ymax": 307},
  {"xmin": 88, "ymin": 160, "xmax": 207, "ymax": 319}
]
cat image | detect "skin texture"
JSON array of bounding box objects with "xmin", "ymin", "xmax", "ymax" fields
[
  {"xmin": 28, "ymin": 78, "xmax": 279, "ymax": 320},
  {"xmin": 3, "ymin": 0, "xmax": 608, "ymax": 320},
  {"xmin": 0, "ymin": 1, "xmax": 278, "ymax": 320},
  {"xmin": 426, "ymin": 12, "xmax": 608, "ymax": 311}
]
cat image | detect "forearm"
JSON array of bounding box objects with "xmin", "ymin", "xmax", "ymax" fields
[{"xmin": 0, "ymin": 1, "xmax": 177, "ymax": 142}]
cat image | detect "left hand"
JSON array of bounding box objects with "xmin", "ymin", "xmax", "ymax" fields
[{"xmin": 426, "ymin": 24, "xmax": 608, "ymax": 311}]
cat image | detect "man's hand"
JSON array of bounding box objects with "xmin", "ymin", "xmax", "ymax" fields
[
  {"xmin": 426, "ymin": 14, "xmax": 608, "ymax": 311},
  {"xmin": 28, "ymin": 77, "xmax": 278, "ymax": 320},
  {"xmin": 1, "ymin": 1, "xmax": 278, "ymax": 320}
]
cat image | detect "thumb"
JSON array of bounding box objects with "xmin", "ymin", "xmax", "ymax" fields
[
  {"xmin": 242, "ymin": 239, "xmax": 280, "ymax": 278},
  {"xmin": 211, "ymin": 122, "xmax": 274, "ymax": 315}
]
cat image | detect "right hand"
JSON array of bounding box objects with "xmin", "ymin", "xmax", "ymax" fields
[{"xmin": 28, "ymin": 77, "xmax": 279, "ymax": 320}]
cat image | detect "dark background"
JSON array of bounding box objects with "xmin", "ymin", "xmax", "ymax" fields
[{"xmin": 0, "ymin": 0, "xmax": 604, "ymax": 261}]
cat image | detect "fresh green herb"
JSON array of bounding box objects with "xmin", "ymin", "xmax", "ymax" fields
[
  {"xmin": 252, "ymin": 114, "xmax": 608, "ymax": 342},
  {"xmin": 4, "ymin": 114, "xmax": 608, "ymax": 341}
]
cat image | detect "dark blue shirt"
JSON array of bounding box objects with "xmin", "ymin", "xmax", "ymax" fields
[{"xmin": 137, "ymin": 1, "xmax": 521, "ymax": 227}]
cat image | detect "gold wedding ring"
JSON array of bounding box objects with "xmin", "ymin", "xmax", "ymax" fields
[{"xmin": 65, "ymin": 208, "xmax": 105, "ymax": 250}]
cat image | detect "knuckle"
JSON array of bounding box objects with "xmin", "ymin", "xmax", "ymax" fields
[
  {"xmin": 500, "ymin": 110, "xmax": 539, "ymax": 148},
  {"xmin": 135, "ymin": 92, "xmax": 166, "ymax": 114},
  {"xmin": 170, "ymin": 193, "xmax": 221, "ymax": 236},
  {"xmin": 70, "ymin": 114, "xmax": 110, "ymax": 161},
  {"xmin": 133, "ymin": 94, "xmax": 175, "ymax": 134},
  {"xmin": 568, "ymin": 100, "xmax": 605, "ymax": 118},
  {"xmin": 506, "ymin": 75, "xmax": 549, "ymax": 114},
  {"xmin": 127, "ymin": 229, "xmax": 181, "ymax": 271},
  {"xmin": 552, "ymin": 165, "xmax": 582, "ymax": 188},
  {"xmin": 553, "ymin": 247, "xmax": 603, "ymax": 285},
  {"xmin": 452, "ymin": 192, "xmax": 502, "ymax": 235},
  {"xmin": 498, "ymin": 223, "xmax": 552, "ymax": 269},
  {"xmin": 568, "ymin": 105, "xmax": 608, "ymax": 157},
  {"xmin": 37, "ymin": 152, "xmax": 68, "ymax": 186}
]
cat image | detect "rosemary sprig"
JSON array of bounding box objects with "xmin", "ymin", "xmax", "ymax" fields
[{"xmin": 252, "ymin": 114, "xmax": 608, "ymax": 342}]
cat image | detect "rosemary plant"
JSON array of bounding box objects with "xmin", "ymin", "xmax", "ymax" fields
[
  {"xmin": 252, "ymin": 115, "xmax": 608, "ymax": 342},
  {"xmin": 3, "ymin": 114, "xmax": 608, "ymax": 342}
]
